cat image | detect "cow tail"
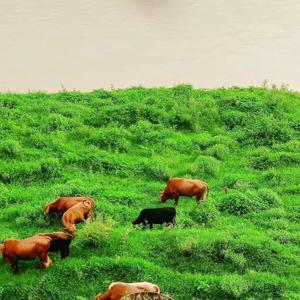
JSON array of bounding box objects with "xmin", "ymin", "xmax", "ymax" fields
[{"xmin": 44, "ymin": 204, "xmax": 50, "ymax": 215}]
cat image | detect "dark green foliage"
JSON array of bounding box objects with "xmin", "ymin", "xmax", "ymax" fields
[
  {"xmin": 219, "ymin": 190, "xmax": 262, "ymax": 215},
  {"xmin": 88, "ymin": 126, "xmax": 131, "ymax": 152},
  {"xmin": 0, "ymin": 139, "xmax": 21, "ymax": 158},
  {"xmin": 189, "ymin": 200, "xmax": 220, "ymax": 226},
  {"xmin": 257, "ymin": 188, "xmax": 282, "ymax": 208},
  {"xmin": 0, "ymin": 86, "xmax": 299, "ymax": 299},
  {"xmin": 194, "ymin": 155, "xmax": 220, "ymax": 178},
  {"xmin": 205, "ymin": 144, "xmax": 230, "ymax": 160}
]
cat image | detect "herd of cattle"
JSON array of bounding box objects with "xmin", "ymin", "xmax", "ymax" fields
[{"xmin": 0, "ymin": 177, "xmax": 209, "ymax": 299}]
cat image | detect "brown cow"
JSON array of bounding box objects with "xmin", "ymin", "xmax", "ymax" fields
[
  {"xmin": 0, "ymin": 235, "xmax": 52, "ymax": 272},
  {"xmin": 160, "ymin": 177, "xmax": 209, "ymax": 206},
  {"xmin": 62, "ymin": 199, "xmax": 94, "ymax": 234},
  {"xmin": 44, "ymin": 196, "xmax": 94, "ymax": 217},
  {"xmin": 95, "ymin": 282, "xmax": 160, "ymax": 300}
]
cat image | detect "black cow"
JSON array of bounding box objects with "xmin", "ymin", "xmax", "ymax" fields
[
  {"xmin": 132, "ymin": 207, "xmax": 176, "ymax": 229},
  {"xmin": 37, "ymin": 232, "xmax": 73, "ymax": 259}
]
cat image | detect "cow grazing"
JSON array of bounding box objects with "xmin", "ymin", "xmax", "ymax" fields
[
  {"xmin": 37, "ymin": 232, "xmax": 73, "ymax": 259},
  {"xmin": 0, "ymin": 235, "xmax": 52, "ymax": 272},
  {"xmin": 95, "ymin": 281, "xmax": 160, "ymax": 300},
  {"xmin": 132, "ymin": 207, "xmax": 176, "ymax": 229},
  {"xmin": 44, "ymin": 196, "xmax": 95, "ymax": 217},
  {"xmin": 160, "ymin": 177, "xmax": 209, "ymax": 206},
  {"xmin": 62, "ymin": 199, "xmax": 94, "ymax": 234}
]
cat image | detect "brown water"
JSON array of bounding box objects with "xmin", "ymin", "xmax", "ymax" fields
[{"xmin": 1, "ymin": 0, "xmax": 300, "ymax": 92}]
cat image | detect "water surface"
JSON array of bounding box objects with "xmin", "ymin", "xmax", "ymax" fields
[{"xmin": 0, "ymin": 0, "xmax": 300, "ymax": 91}]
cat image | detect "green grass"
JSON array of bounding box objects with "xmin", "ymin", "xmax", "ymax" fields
[{"xmin": 0, "ymin": 85, "xmax": 299, "ymax": 299}]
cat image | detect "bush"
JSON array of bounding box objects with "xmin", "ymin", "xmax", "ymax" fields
[
  {"xmin": 26, "ymin": 133, "xmax": 48, "ymax": 149},
  {"xmin": 39, "ymin": 158, "xmax": 62, "ymax": 180},
  {"xmin": 88, "ymin": 126, "xmax": 130, "ymax": 152},
  {"xmin": 41, "ymin": 114, "xmax": 72, "ymax": 133},
  {"xmin": 168, "ymin": 111, "xmax": 196, "ymax": 131},
  {"xmin": 222, "ymin": 110, "xmax": 249, "ymax": 129},
  {"xmin": 130, "ymin": 120, "xmax": 168, "ymax": 145},
  {"xmin": 193, "ymin": 155, "xmax": 220, "ymax": 178},
  {"xmin": 223, "ymin": 249, "xmax": 247, "ymax": 272},
  {"xmin": 205, "ymin": 144, "xmax": 229, "ymax": 160},
  {"xmin": 0, "ymin": 183, "xmax": 9, "ymax": 201},
  {"xmin": 56, "ymin": 179, "xmax": 88, "ymax": 196},
  {"xmin": 189, "ymin": 200, "xmax": 219, "ymax": 226},
  {"xmin": 250, "ymin": 148, "xmax": 299, "ymax": 170},
  {"xmin": 0, "ymin": 139, "xmax": 21, "ymax": 158},
  {"xmin": 219, "ymin": 275, "xmax": 249, "ymax": 298},
  {"xmin": 219, "ymin": 190, "xmax": 262, "ymax": 215},
  {"xmin": 244, "ymin": 117, "xmax": 291, "ymax": 146},
  {"xmin": 179, "ymin": 236, "xmax": 201, "ymax": 258},
  {"xmin": 257, "ymin": 189, "xmax": 282, "ymax": 208},
  {"xmin": 139, "ymin": 159, "xmax": 171, "ymax": 181},
  {"xmin": 78, "ymin": 219, "xmax": 116, "ymax": 249}
]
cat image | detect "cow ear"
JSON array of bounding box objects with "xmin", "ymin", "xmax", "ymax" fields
[
  {"xmin": 0, "ymin": 244, "xmax": 3, "ymax": 252},
  {"xmin": 83, "ymin": 200, "xmax": 91, "ymax": 208}
]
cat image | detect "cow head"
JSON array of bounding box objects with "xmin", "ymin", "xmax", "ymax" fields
[
  {"xmin": 153, "ymin": 284, "xmax": 160, "ymax": 293},
  {"xmin": 159, "ymin": 191, "xmax": 167, "ymax": 203},
  {"xmin": 83, "ymin": 200, "xmax": 92, "ymax": 209}
]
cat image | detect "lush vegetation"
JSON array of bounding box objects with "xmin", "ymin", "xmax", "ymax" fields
[{"xmin": 0, "ymin": 85, "xmax": 299, "ymax": 299}]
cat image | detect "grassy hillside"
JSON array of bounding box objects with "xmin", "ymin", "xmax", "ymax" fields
[{"xmin": 0, "ymin": 85, "xmax": 299, "ymax": 299}]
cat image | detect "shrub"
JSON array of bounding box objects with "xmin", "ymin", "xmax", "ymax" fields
[
  {"xmin": 78, "ymin": 219, "xmax": 116, "ymax": 249},
  {"xmin": 0, "ymin": 139, "xmax": 21, "ymax": 158},
  {"xmin": 189, "ymin": 200, "xmax": 219, "ymax": 226},
  {"xmin": 172, "ymin": 84, "xmax": 193, "ymax": 100},
  {"xmin": 129, "ymin": 120, "xmax": 168, "ymax": 145},
  {"xmin": 139, "ymin": 159, "xmax": 171, "ymax": 181},
  {"xmin": 222, "ymin": 110, "xmax": 249, "ymax": 129},
  {"xmin": 0, "ymin": 183, "xmax": 9, "ymax": 201},
  {"xmin": 257, "ymin": 189, "xmax": 282, "ymax": 208},
  {"xmin": 41, "ymin": 114, "xmax": 71, "ymax": 133},
  {"xmin": 168, "ymin": 111, "xmax": 195, "ymax": 131},
  {"xmin": 205, "ymin": 144, "xmax": 229, "ymax": 160},
  {"xmin": 27, "ymin": 133, "xmax": 48, "ymax": 149},
  {"xmin": 223, "ymin": 249, "xmax": 247, "ymax": 272},
  {"xmin": 219, "ymin": 190, "xmax": 262, "ymax": 215},
  {"xmin": 179, "ymin": 236, "xmax": 201, "ymax": 257},
  {"xmin": 263, "ymin": 169, "xmax": 285, "ymax": 186},
  {"xmin": 244, "ymin": 117, "xmax": 291, "ymax": 146},
  {"xmin": 219, "ymin": 275, "xmax": 249, "ymax": 298},
  {"xmin": 88, "ymin": 126, "xmax": 130, "ymax": 152},
  {"xmin": 39, "ymin": 158, "xmax": 62, "ymax": 180},
  {"xmin": 250, "ymin": 148, "xmax": 299, "ymax": 170},
  {"xmin": 76, "ymin": 148, "xmax": 126, "ymax": 174},
  {"xmin": 56, "ymin": 179, "xmax": 88, "ymax": 196},
  {"xmin": 250, "ymin": 148, "xmax": 275, "ymax": 170},
  {"xmin": 193, "ymin": 155, "xmax": 220, "ymax": 178}
]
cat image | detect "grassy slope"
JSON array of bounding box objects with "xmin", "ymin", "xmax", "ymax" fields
[{"xmin": 0, "ymin": 85, "xmax": 299, "ymax": 299}]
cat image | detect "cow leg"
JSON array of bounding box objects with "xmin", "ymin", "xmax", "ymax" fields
[
  {"xmin": 141, "ymin": 220, "xmax": 147, "ymax": 230},
  {"xmin": 149, "ymin": 223, "xmax": 153, "ymax": 229},
  {"xmin": 40, "ymin": 254, "xmax": 52, "ymax": 269},
  {"xmin": 11, "ymin": 261, "xmax": 18, "ymax": 273},
  {"xmin": 196, "ymin": 194, "xmax": 203, "ymax": 204},
  {"xmin": 174, "ymin": 196, "xmax": 179, "ymax": 206},
  {"xmin": 172, "ymin": 217, "xmax": 176, "ymax": 227},
  {"xmin": 60, "ymin": 247, "xmax": 69, "ymax": 259}
]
